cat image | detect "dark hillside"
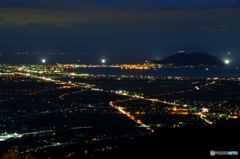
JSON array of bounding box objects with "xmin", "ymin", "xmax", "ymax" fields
[
  {"xmin": 152, "ymin": 53, "xmax": 225, "ymax": 67},
  {"xmin": 93, "ymin": 118, "xmax": 240, "ymax": 159}
]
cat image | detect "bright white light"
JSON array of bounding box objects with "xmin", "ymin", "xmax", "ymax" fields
[
  {"xmin": 42, "ymin": 59, "xmax": 46, "ymax": 63},
  {"xmin": 102, "ymin": 59, "xmax": 105, "ymax": 63},
  {"xmin": 202, "ymin": 108, "xmax": 208, "ymax": 113},
  {"xmin": 225, "ymin": 60, "xmax": 229, "ymax": 64}
]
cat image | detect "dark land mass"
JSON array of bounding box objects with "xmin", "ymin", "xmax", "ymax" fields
[
  {"xmin": 152, "ymin": 53, "xmax": 226, "ymax": 67},
  {"xmin": 93, "ymin": 118, "xmax": 240, "ymax": 159}
]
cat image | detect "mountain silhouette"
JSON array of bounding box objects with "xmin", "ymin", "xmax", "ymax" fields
[{"xmin": 152, "ymin": 52, "xmax": 225, "ymax": 67}]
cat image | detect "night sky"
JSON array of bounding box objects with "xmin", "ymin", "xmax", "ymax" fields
[{"xmin": 0, "ymin": 0, "xmax": 240, "ymax": 64}]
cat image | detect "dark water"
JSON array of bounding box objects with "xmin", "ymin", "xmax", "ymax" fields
[{"xmin": 67, "ymin": 66, "xmax": 240, "ymax": 78}]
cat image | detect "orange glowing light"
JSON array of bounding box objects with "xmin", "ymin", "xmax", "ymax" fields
[
  {"xmin": 229, "ymin": 116, "xmax": 238, "ymax": 119},
  {"xmin": 92, "ymin": 138, "xmax": 99, "ymax": 141}
]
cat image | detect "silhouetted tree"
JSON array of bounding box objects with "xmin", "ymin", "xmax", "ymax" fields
[{"xmin": 2, "ymin": 147, "xmax": 37, "ymax": 159}]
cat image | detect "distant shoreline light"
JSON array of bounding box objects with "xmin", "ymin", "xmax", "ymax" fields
[{"xmin": 225, "ymin": 60, "xmax": 229, "ymax": 64}]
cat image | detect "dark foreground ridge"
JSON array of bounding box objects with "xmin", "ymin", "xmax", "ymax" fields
[
  {"xmin": 152, "ymin": 52, "xmax": 225, "ymax": 67},
  {"xmin": 93, "ymin": 118, "xmax": 240, "ymax": 159}
]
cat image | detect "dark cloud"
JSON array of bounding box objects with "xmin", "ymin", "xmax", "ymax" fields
[
  {"xmin": 37, "ymin": 0, "xmax": 99, "ymax": 10},
  {"xmin": 0, "ymin": 7, "xmax": 240, "ymax": 27},
  {"xmin": 201, "ymin": 22, "xmax": 228, "ymax": 31},
  {"xmin": 1, "ymin": 0, "xmax": 240, "ymax": 11},
  {"xmin": 0, "ymin": 17, "xmax": 3, "ymax": 25}
]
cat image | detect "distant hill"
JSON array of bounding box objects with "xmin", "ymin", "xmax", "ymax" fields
[
  {"xmin": 152, "ymin": 52, "xmax": 225, "ymax": 67},
  {"xmin": 93, "ymin": 118, "xmax": 240, "ymax": 159}
]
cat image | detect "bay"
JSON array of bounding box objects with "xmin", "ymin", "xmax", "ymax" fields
[{"xmin": 67, "ymin": 66, "xmax": 240, "ymax": 78}]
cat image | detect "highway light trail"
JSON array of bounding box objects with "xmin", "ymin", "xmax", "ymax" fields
[{"xmin": 109, "ymin": 101, "xmax": 153, "ymax": 132}]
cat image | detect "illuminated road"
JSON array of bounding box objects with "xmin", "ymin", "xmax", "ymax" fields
[
  {"xmin": 109, "ymin": 87, "xmax": 216, "ymax": 129},
  {"xmin": 109, "ymin": 101, "xmax": 153, "ymax": 132}
]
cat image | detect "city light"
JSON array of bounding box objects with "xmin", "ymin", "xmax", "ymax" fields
[
  {"xmin": 42, "ymin": 59, "xmax": 46, "ymax": 63},
  {"xmin": 202, "ymin": 108, "xmax": 208, "ymax": 113},
  {"xmin": 102, "ymin": 59, "xmax": 105, "ymax": 63}
]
